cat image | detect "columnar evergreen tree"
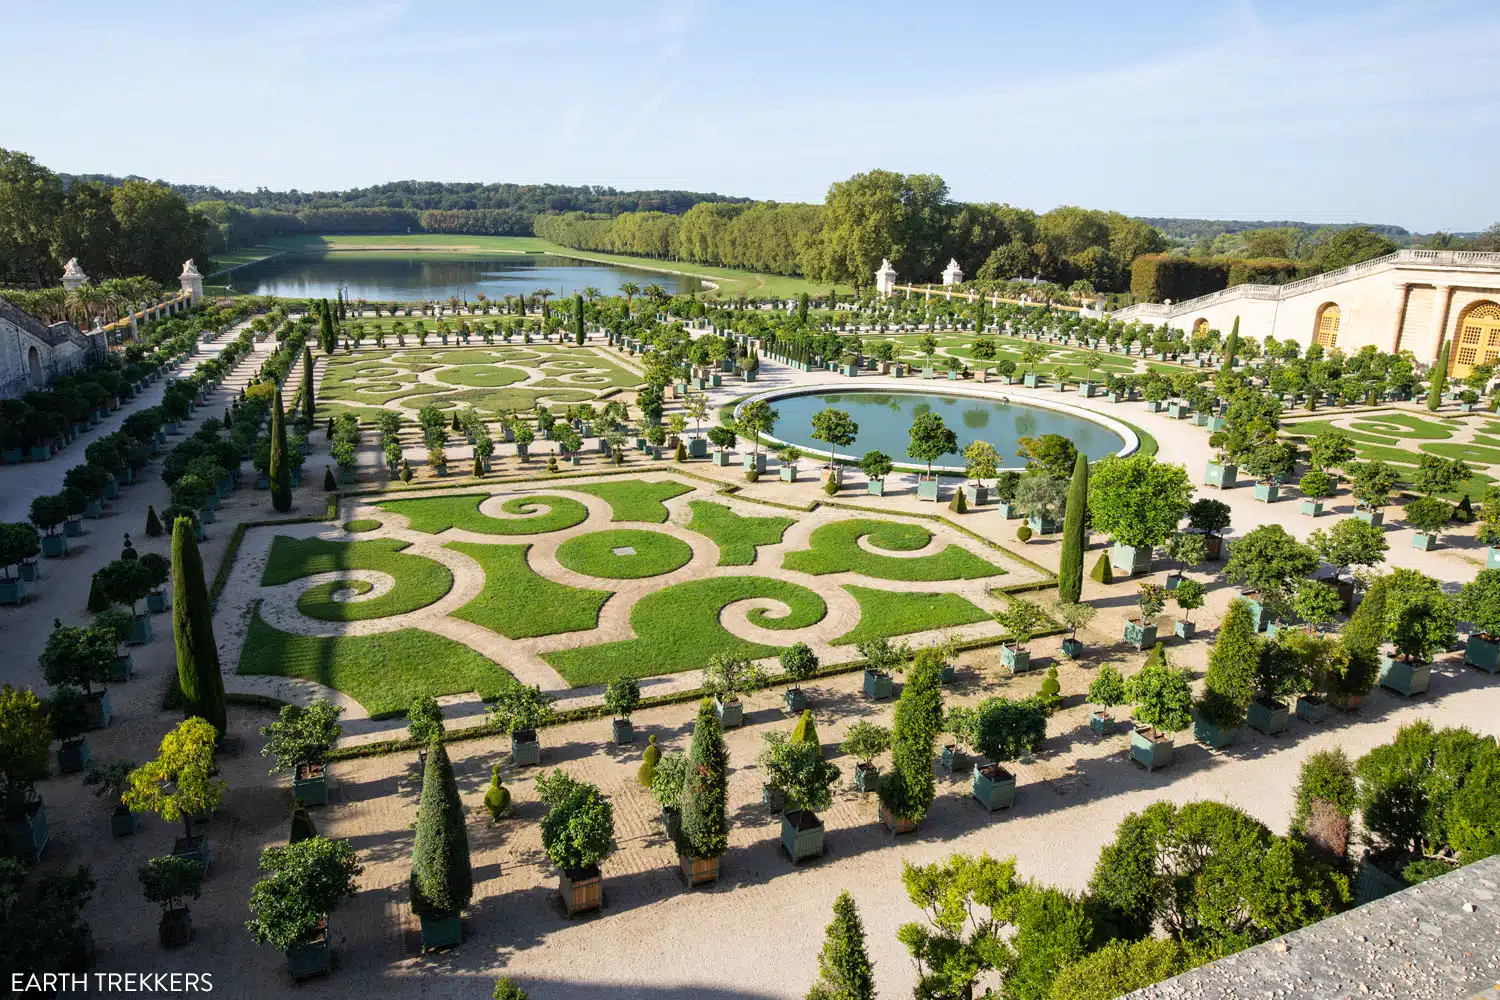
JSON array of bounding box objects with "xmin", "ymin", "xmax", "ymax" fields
[
  {"xmin": 1199, "ymin": 597, "xmax": 1258, "ymax": 730},
  {"xmin": 319, "ymin": 300, "xmax": 336, "ymax": 354},
  {"xmin": 171, "ymin": 516, "xmax": 225, "ymax": 737},
  {"xmin": 1427, "ymin": 343, "xmax": 1449, "ymax": 411},
  {"xmin": 878, "ymin": 652, "xmax": 943, "ymax": 822},
  {"xmin": 806, "ymin": 890, "xmax": 877, "ymax": 1000},
  {"xmin": 268, "ymin": 388, "xmax": 291, "ymax": 512},
  {"xmin": 145, "ymin": 505, "xmax": 163, "ymax": 537},
  {"xmin": 1058, "ymin": 451, "xmax": 1088, "ymax": 603},
  {"xmin": 301, "ymin": 346, "xmax": 316, "ymax": 425},
  {"xmin": 1335, "ymin": 574, "xmax": 1387, "ymax": 701},
  {"xmin": 677, "ymin": 698, "xmax": 729, "ymax": 859},
  {"xmin": 1219, "ymin": 316, "xmax": 1240, "ymax": 374},
  {"xmin": 410, "ymin": 743, "xmax": 473, "ymax": 921},
  {"xmin": 573, "ymin": 292, "xmax": 585, "ymax": 345}
]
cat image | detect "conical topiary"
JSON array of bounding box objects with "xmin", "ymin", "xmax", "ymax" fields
[
  {"xmin": 675, "ymin": 441, "xmax": 686, "ymax": 463},
  {"xmin": 87, "ymin": 574, "xmax": 109, "ymax": 612},
  {"xmin": 289, "ymin": 806, "xmax": 317, "ymax": 843},
  {"xmin": 807, "ymin": 891, "xmax": 876, "ymax": 1000},
  {"xmin": 1090, "ymin": 551, "xmax": 1114, "ymax": 584},
  {"xmin": 223, "ymin": 408, "xmax": 233, "ymax": 429},
  {"xmin": 472, "ymin": 456, "xmax": 483, "ymax": 477},
  {"xmin": 410, "ymin": 743, "xmax": 473, "ymax": 920},
  {"xmin": 636, "ymin": 734, "xmax": 660, "ymax": 787},
  {"xmin": 948, "ymin": 487, "xmax": 968, "ymax": 513},
  {"xmin": 323, "ymin": 465, "xmax": 337, "ymax": 491},
  {"xmin": 678, "ymin": 699, "xmax": 729, "ymax": 859},
  {"xmin": 145, "ymin": 505, "xmax": 163, "ymax": 537},
  {"xmin": 483, "ymin": 765, "xmax": 510, "ymax": 820},
  {"xmin": 790, "ymin": 709, "xmax": 820, "ymax": 752}
]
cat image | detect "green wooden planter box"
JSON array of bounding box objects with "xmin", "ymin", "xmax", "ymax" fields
[
  {"xmin": 714, "ymin": 696, "xmax": 743, "ymax": 729},
  {"xmin": 511, "ymin": 734, "xmax": 541, "ymax": 766},
  {"xmin": 1110, "ymin": 542, "xmax": 1151, "ymax": 576},
  {"xmin": 784, "ymin": 687, "xmax": 807, "ymax": 713},
  {"xmin": 1167, "ymin": 402, "xmax": 1191, "ymax": 419},
  {"xmin": 1023, "ymin": 373, "xmax": 1039, "ymax": 387},
  {"xmin": 1089, "ymin": 710, "xmax": 1114, "ymax": 735},
  {"xmin": 1061, "ymin": 637, "xmax": 1084, "ymax": 658},
  {"xmin": 1294, "ymin": 696, "xmax": 1331, "ymax": 724},
  {"xmin": 287, "ymin": 929, "xmax": 332, "ymax": 979},
  {"xmin": 85, "ymin": 689, "xmax": 112, "ymax": 729},
  {"xmin": 1130, "ymin": 728, "xmax": 1172, "ymax": 771},
  {"xmin": 866, "ymin": 479, "xmax": 885, "ymax": 496},
  {"xmin": 712, "ymin": 451, "xmax": 731, "ymax": 466},
  {"xmin": 688, "ymin": 438, "xmax": 708, "ymax": 458},
  {"xmin": 8, "ymin": 801, "xmax": 48, "ymax": 862},
  {"xmin": 1464, "ymin": 634, "xmax": 1500, "ymax": 674},
  {"xmin": 111, "ymin": 805, "xmax": 142, "ymax": 837},
  {"xmin": 128, "ymin": 613, "xmax": 153, "ymax": 645},
  {"xmin": 419, "ymin": 914, "xmax": 462, "ymax": 952},
  {"xmin": 1203, "ymin": 462, "xmax": 1237, "ymax": 488},
  {"xmin": 1354, "ymin": 508, "xmax": 1384, "ymax": 527},
  {"xmin": 147, "ymin": 591, "xmax": 169, "ymax": 613},
  {"xmin": 916, "ymin": 479, "xmax": 940, "ymax": 502},
  {"xmin": 780, "ymin": 466, "xmax": 797, "ymax": 482},
  {"xmin": 1302, "ymin": 499, "xmax": 1323, "ymax": 516},
  {"xmin": 962, "ymin": 483, "xmax": 988, "ymax": 505},
  {"xmin": 781, "ymin": 810, "xmax": 825, "ymax": 861},
  {"xmin": 172, "ymin": 834, "xmax": 211, "ymax": 874},
  {"xmin": 661, "ymin": 807, "xmax": 681, "ymax": 842},
  {"xmin": 1193, "ymin": 718, "xmax": 1236, "ymax": 749},
  {"xmin": 1028, "ymin": 514, "xmax": 1058, "ymax": 535},
  {"xmin": 996, "ymin": 501, "xmax": 1017, "ymax": 519},
  {"xmin": 1487, "ymin": 547, "xmax": 1500, "ymax": 570},
  {"xmin": 854, "ymin": 763, "xmax": 879, "ymax": 793},
  {"xmin": 1000, "ymin": 643, "xmax": 1032, "ymax": 673},
  {"xmin": 939, "ymin": 743, "xmax": 964, "ymax": 774},
  {"xmin": 1253, "ymin": 482, "xmax": 1280, "ymax": 503},
  {"xmin": 158, "ymin": 907, "xmax": 192, "ymax": 949},
  {"xmin": 0, "ymin": 578, "xmax": 24, "ymax": 606},
  {"xmin": 743, "ymin": 453, "xmax": 766, "ymax": 474},
  {"xmin": 1378, "ymin": 655, "xmax": 1430, "ymax": 696},
  {"xmin": 1412, "ymin": 532, "xmax": 1436, "ymax": 550},
  {"xmin": 611, "ymin": 718, "xmax": 635, "ymax": 745},
  {"xmin": 57, "ymin": 738, "xmax": 89, "ymax": 774},
  {"xmin": 64, "ymin": 517, "xmax": 82, "ymax": 537},
  {"xmin": 293, "ymin": 764, "xmax": 328, "ymax": 806},
  {"xmin": 971, "ymin": 764, "xmax": 1016, "ymax": 812},
  {"xmin": 42, "ymin": 534, "xmax": 68, "ymax": 557},
  {"xmin": 863, "ymin": 669, "xmax": 892, "ymax": 700},
  {"xmin": 1246, "ymin": 698, "xmax": 1290, "ymax": 736},
  {"xmin": 1124, "ymin": 619, "xmax": 1157, "ymax": 650}
]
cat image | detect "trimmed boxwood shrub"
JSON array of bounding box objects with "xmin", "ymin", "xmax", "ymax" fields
[{"xmin": 409, "ymin": 744, "xmax": 472, "ymax": 919}]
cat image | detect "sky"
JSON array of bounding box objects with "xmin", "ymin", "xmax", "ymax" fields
[{"xmin": 2, "ymin": 0, "xmax": 1497, "ymax": 232}]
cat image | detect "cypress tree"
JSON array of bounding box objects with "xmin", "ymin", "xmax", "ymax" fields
[
  {"xmin": 1427, "ymin": 343, "xmax": 1449, "ymax": 411},
  {"xmin": 145, "ymin": 505, "xmax": 163, "ymax": 537},
  {"xmin": 269, "ymin": 388, "xmax": 291, "ymax": 512},
  {"xmin": 678, "ymin": 699, "xmax": 729, "ymax": 859},
  {"xmin": 319, "ymin": 300, "xmax": 336, "ymax": 354},
  {"xmin": 289, "ymin": 806, "xmax": 317, "ymax": 843},
  {"xmin": 323, "ymin": 465, "xmax": 337, "ymax": 491},
  {"xmin": 1338, "ymin": 575, "xmax": 1387, "ymax": 700},
  {"xmin": 790, "ymin": 709, "xmax": 819, "ymax": 751},
  {"xmin": 1200, "ymin": 598, "xmax": 1258, "ymax": 730},
  {"xmin": 171, "ymin": 516, "xmax": 226, "ymax": 737},
  {"xmin": 301, "ymin": 346, "xmax": 316, "ymax": 425},
  {"xmin": 87, "ymin": 573, "xmax": 109, "ymax": 612},
  {"xmin": 223, "ymin": 408, "xmax": 233, "ymax": 429},
  {"xmin": 574, "ymin": 293, "xmax": 585, "ymax": 345},
  {"xmin": 806, "ymin": 891, "xmax": 877, "ymax": 1000},
  {"xmin": 411, "ymin": 744, "xmax": 473, "ymax": 921},
  {"xmin": 879, "ymin": 652, "xmax": 943, "ymax": 823},
  {"xmin": 1058, "ymin": 451, "xmax": 1088, "ymax": 603},
  {"xmin": 1220, "ymin": 316, "xmax": 1240, "ymax": 374}
]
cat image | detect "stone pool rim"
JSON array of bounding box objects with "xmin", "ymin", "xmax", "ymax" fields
[{"xmin": 733, "ymin": 383, "xmax": 1139, "ymax": 473}]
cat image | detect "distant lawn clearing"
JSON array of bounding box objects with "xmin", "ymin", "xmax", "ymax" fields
[
  {"xmin": 447, "ymin": 541, "xmax": 610, "ymax": 639},
  {"xmin": 261, "ymin": 536, "xmax": 453, "ymax": 622},
  {"xmin": 543, "ymin": 576, "xmax": 826, "ymax": 686},
  {"xmin": 685, "ymin": 500, "xmax": 794, "ymax": 565},
  {"xmin": 555, "ymin": 529, "xmax": 693, "ymax": 579},
  {"xmin": 832, "ymin": 585, "xmax": 991, "ymax": 645},
  {"xmin": 378, "ymin": 493, "xmax": 589, "ymax": 535},
  {"xmin": 782, "ymin": 518, "xmax": 1003, "ymax": 581},
  {"xmin": 238, "ymin": 609, "xmax": 516, "ymax": 719},
  {"xmin": 568, "ymin": 479, "xmax": 694, "ymax": 522}
]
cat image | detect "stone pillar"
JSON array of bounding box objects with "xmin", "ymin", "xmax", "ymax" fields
[
  {"xmin": 1390, "ymin": 282, "xmax": 1412, "ymax": 352},
  {"xmin": 179, "ymin": 259, "xmax": 204, "ymax": 303},
  {"xmin": 941, "ymin": 258, "xmax": 964, "ymax": 286},
  {"xmin": 874, "ymin": 258, "xmax": 897, "ymax": 297},
  {"xmin": 1430, "ymin": 284, "xmax": 1455, "ymax": 361}
]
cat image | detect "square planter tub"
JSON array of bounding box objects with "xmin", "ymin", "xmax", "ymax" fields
[
  {"xmin": 1124, "ymin": 619, "xmax": 1157, "ymax": 650},
  {"xmin": 1378, "ymin": 654, "xmax": 1430, "ymax": 696},
  {"xmin": 1000, "ymin": 643, "xmax": 1032, "ymax": 673},
  {"xmin": 1354, "ymin": 508, "xmax": 1384, "ymax": 527},
  {"xmin": 679, "ymin": 854, "xmax": 720, "ymax": 886},
  {"xmin": 1295, "ymin": 695, "xmax": 1331, "ymax": 724},
  {"xmin": 293, "ymin": 762, "xmax": 328, "ymax": 806},
  {"xmin": 916, "ymin": 478, "xmax": 940, "ymax": 502},
  {"xmin": 1130, "ymin": 728, "xmax": 1173, "ymax": 771},
  {"xmin": 9, "ymin": 802, "xmax": 47, "ymax": 864},
  {"xmin": 879, "ymin": 804, "xmax": 919, "ymax": 835},
  {"xmin": 1193, "ymin": 718, "xmax": 1236, "ymax": 749},
  {"xmin": 853, "ymin": 763, "xmax": 879, "ymax": 793},
  {"xmin": 560, "ymin": 865, "xmax": 603, "ymax": 915},
  {"xmin": 1464, "ymin": 633, "xmax": 1500, "ymax": 674},
  {"xmin": 419, "ymin": 913, "xmax": 462, "ymax": 952},
  {"xmin": 784, "ymin": 687, "xmax": 807, "ymax": 714},
  {"xmin": 511, "ymin": 732, "xmax": 542, "ymax": 766},
  {"xmin": 1203, "ymin": 462, "xmax": 1237, "ymax": 489},
  {"xmin": 1174, "ymin": 620, "xmax": 1196, "ymax": 640},
  {"xmin": 866, "ymin": 479, "xmax": 885, "ymax": 496},
  {"xmin": 612, "ymin": 718, "xmax": 634, "ymax": 745},
  {"xmin": 1089, "ymin": 710, "xmax": 1114, "ymax": 735},
  {"xmin": 1110, "ymin": 542, "xmax": 1151, "ymax": 576},
  {"xmin": 863, "ymin": 669, "xmax": 893, "ymax": 700},
  {"xmin": 971, "ymin": 764, "xmax": 1016, "ymax": 812},
  {"xmin": 714, "ymin": 696, "xmax": 743, "ymax": 729},
  {"xmin": 287, "ymin": 926, "xmax": 332, "ymax": 979},
  {"xmin": 781, "ymin": 810, "xmax": 825, "ymax": 861},
  {"xmin": 1253, "ymin": 482, "xmax": 1280, "ymax": 503},
  {"xmin": 1246, "ymin": 698, "xmax": 1290, "ymax": 736}
]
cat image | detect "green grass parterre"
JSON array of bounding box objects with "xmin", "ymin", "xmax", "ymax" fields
[
  {"xmin": 378, "ymin": 493, "xmax": 589, "ymax": 535},
  {"xmin": 261, "ymin": 536, "xmax": 454, "ymax": 622},
  {"xmin": 832, "ymin": 586, "xmax": 992, "ymax": 646},
  {"xmin": 685, "ymin": 500, "xmax": 795, "ymax": 565},
  {"xmin": 554, "ymin": 529, "xmax": 694, "ymax": 579},
  {"xmin": 781, "ymin": 518, "xmax": 1004, "ymax": 581},
  {"xmin": 446, "ymin": 541, "xmax": 611, "ymax": 639}
]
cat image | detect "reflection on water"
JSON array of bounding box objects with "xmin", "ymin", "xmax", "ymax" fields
[
  {"xmin": 229, "ymin": 253, "xmax": 695, "ymax": 301},
  {"xmin": 771, "ymin": 389, "xmax": 1123, "ymax": 467}
]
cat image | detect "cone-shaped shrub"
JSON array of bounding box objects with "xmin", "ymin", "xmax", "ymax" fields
[
  {"xmin": 483, "ymin": 765, "xmax": 510, "ymax": 820},
  {"xmin": 636, "ymin": 733, "xmax": 660, "ymax": 787},
  {"xmin": 677, "ymin": 699, "xmax": 728, "ymax": 859},
  {"xmin": 87, "ymin": 573, "xmax": 109, "ymax": 612},
  {"xmin": 172, "ymin": 517, "xmax": 225, "ymax": 738},
  {"xmin": 790, "ymin": 709, "xmax": 820, "ymax": 752},
  {"xmin": 323, "ymin": 465, "xmax": 336, "ymax": 491},
  {"xmin": 472, "ymin": 456, "xmax": 483, "ymax": 477},
  {"xmin": 948, "ymin": 488, "xmax": 968, "ymax": 513},
  {"xmin": 301, "ymin": 346, "xmax": 316, "ymax": 424},
  {"xmin": 674, "ymin": 441, "xmax": 686, "ymax": 463},
  {"xmin": 807, "ymin": 890, "xmax": 877, "ymax": 1000},
  {"xmin": 290, "ymin": 806, "xmax": 317, "ymax": 843},
  {"xmin": 1059, "ymin": 451, "xmax": 1088, "ymax": 603},
  {"xmin": 410, "ymin": 743, "xmax": 472, "ymax": 919},
  {"xmin": 878, "ymin": 652, "xmax": 943, "ymax": 822},
  {"xmin": 145, "ymin": 505, "xmax": 163, "ymax": 537},
  {"xmin": 269, "ymin": 388, "xmax": 291, "ymax": 513},
  {"xmin": 1090, "ymin": 551, "xmax": 1114, "ymax": 584}
]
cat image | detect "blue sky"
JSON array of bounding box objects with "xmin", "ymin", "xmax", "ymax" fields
[{"xmin": 2, "ymin": 0, "xmax": 1497, "ymax": 231}]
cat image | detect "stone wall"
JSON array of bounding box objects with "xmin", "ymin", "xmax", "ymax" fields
[{"xmin": 0, "ymin": 299, "xmax": 102, "ymax": 400}]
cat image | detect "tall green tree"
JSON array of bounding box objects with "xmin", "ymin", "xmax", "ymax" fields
[
  {"xmin": 1199, "ymin": 598, "xmax": 1259, "ymax": 730},
  {"xmin": 410, "ymin": 743, "xmax": 473, "ymax": 920},
  {"xmin": 878, "ymin": 651, "xmax": 943, "ymax": 822},
  {"xmin": 301, "ymin": 346, "xmax": 316, "ymax": 424},
  {"xmin": 1058, "ymin": 451, "xmax": 1088, "ymax": 603},
  {"xmin": 1427, "ymin": 343, "xmax": 1449, "ymax": 411},
  {"xmin": 1219, "ymin": 316, "xmax": 1240, "ymax": 374},
  {"xmin": 678, "ymin": 698, "xmax": 729, "ymax": 859},
  {"xmin": 268, "ymin": 387, "xmax": 291, "ymax": 513},
  {"xmin": 573, "ymin": 292, "xmax": 585, "ymax": 345},
  {"xmin": 171, "ymin": 516, "xmax": 225, "ymax": 738},
  {"xmin": 806, "ymin": 890, "xmax": 876, "ymax": 1000},
  {"xmin": 319, "ymin": 300, "xmax": 337, "ymax": 354}
]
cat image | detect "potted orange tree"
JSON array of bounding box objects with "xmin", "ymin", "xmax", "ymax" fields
[
  {"xmin": 1125, "ymin": 650, "xmax": 1193, "ymax": 771},
  {"xmin": 537, "ymin": 770, "xmax": 615, "ymax": 915},
  {"xmin": 246, "ymin": 836, "xmax": 362, "ymax": 980},
  {"xmin": 762, "ymin": 731, "xmax": 840, "ymax": 862},
  {"xmin": 839, "ymin": 721, "xmax": 890, "ymax": 794},
  {"xmin": 996, "ymin": 598, "xmax": 1048, "ymax": 673},
  {"xmin": 1086, "ymin": 662, "xmax": 1127, "ymax": 736},
  {"xmin": 124, "ymin": 718, "xmax": 225, "ymax": 873},
  {"xmin": 39, "ymin": 621, "xmax": 116, "ymax": 731},
  {"xmin": 1458, "ymin": 569, "xmax": 1500, "ymax": 674},
  {"xmin": 703, "ymin": 653, "xmax": 760, "ymax": 730},
  {"xmin": 1378, "ymin": 568, "xmax": 1456, "ymax": 697},
  {"xmin": 780, "ymin": 642, "xmax": 819, "ymax": 713},
  {"xmin": 953, "ymin": 696, "xmax": 1047, "ymax": 813},
  {"xmin": 139, "ymin": 854, "xmax": 204, "ymax": 949},
  {"xmin": 260, "ymin": 700, "xmax": 343, "ymax": 807},
  {"xmin": 490, "ymin": 685, "xmax": 555, "ymax": 766},
  {"xmin": 604, "ymin": 677, "xmax": 640, "ymax": 745}
]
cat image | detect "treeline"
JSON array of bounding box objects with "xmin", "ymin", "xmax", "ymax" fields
[
  {"xmin": 0, "ymin": 149, "xmax": 207, "ymax": 287},
  {"xmin": 1142, "ymin": 217, "xmax": 1410, "ymax": 243}
]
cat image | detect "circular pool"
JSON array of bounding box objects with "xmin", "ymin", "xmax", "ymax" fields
[{"xmin": 742, "ymin": 386, "xmax": 1133, "ymax": 471}]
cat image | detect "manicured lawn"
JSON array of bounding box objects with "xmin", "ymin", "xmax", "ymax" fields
[
  {"xmin": 447, "ymin": 541, "xmax": 610, "ymax": 639},
  {"xmin": 238, "ymin": 609, "xmax": 516, "ymax": 719},
  {"xmin": 543, "ymin": 576, "xmax": 827, "ymax": 686},
  {"xmin": 434, "ymin": 365, "xmax": 530, "ymax": 387},
  {"xmin": 261, "ymin": 536, "xmax": 454, "ymax": 622},
  {"xmin": 555, "ymin": 529, "xmax": 694, "ymax": 579},
  {"xmin": 1349, "ymin": 413, "xmax": 1454, "ymax": 440},
  {"xmin": 378, "ymin": 493, "xmax": 589, "ymax": 534},
  {"xmin": 685, "ymin": 500, "xmax": 795, "ymax": 565},
  {"xmin": 568, "ymin": 479, "xmax": 694, "ymax": 522},
  {"xmin": 344, "ymin": 519, "xmax": 381, "ymax": 532},
  {"xmin": 832, "ymin": 585, "xmax": 992, "ymax": 645},
  {"xmin": 782, "ymin": 518, "xmax": 1003, "ymax": 581},
  {"xmin": 1284, "ymin": 419, "xmax": 1495, "ymax": 500}
]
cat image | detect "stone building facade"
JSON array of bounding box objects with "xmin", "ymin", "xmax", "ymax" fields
[
  {"xmin": 0, "ymin": 299, "xmax": 105, "ymax": 400},
  {"xmin": 1111, "ymin": 249, "xmax": 1500, "ymax": 379}
]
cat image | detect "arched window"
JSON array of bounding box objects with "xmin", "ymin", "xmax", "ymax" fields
[
  {"xmin": 27, "ymin": 346, "xmax": 42, "ymax": 388},
  {"xmin": 1313, "ymin": 304, "xmax": 1340, "ymax": 348},
  {"xmin": 1449, "ymin": 301, "xmax": 1500, "ymax": 378}
]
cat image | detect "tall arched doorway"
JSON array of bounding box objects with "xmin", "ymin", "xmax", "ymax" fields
[
  {"xmin": 1449, "ymin": 301, "xmax": 1500, "ymax": 379},
  {"xmin": 1313, "ymin": 303, "xmax": 1340, "ymax": 349},
  {"xmin": 27, "ymin": 346, "xmax": 42, "ymax": 388}
]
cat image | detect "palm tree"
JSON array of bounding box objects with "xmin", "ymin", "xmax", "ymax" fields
[
  {"xmin": 620, "ymin": 282, "xmax": 640, "ymax": 306},
  {"xmin": 582, "ymin": 286, "xmax": 601, "ymax": 303},
  {"xmin": 643, "ymin": 284, "xmax": 666, "ymax": 302}
]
